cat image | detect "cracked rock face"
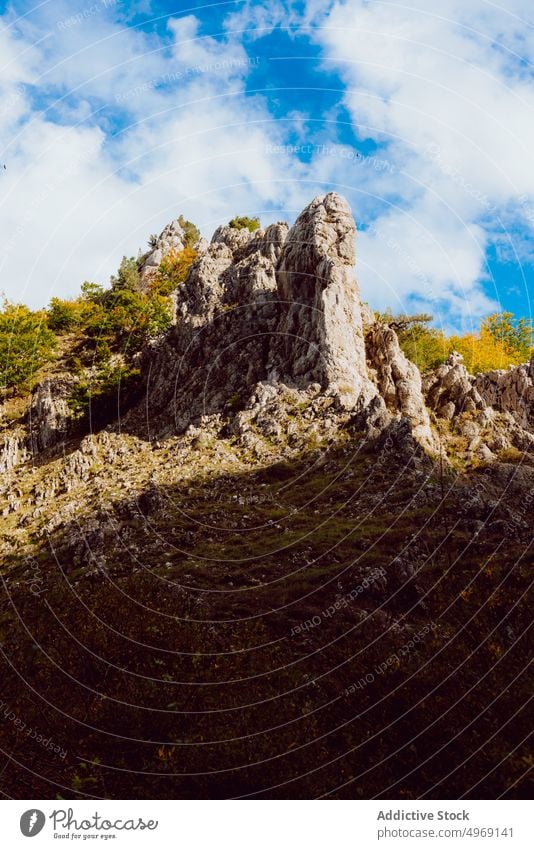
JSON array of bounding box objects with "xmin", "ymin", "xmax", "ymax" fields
[
  {"xmin": 273, "ymin": 193, "xmax": 376, "ymax": 408},
  {"xmin": 474, "ymin": 358, "xmax": 534, "ymax": 430},
  {"xmin": 139, "ymin": 219, "xmax": 187, "ymax": 283},
  {"xmin": 132, "ymin": 194, "xmax": 380, "ymax": 437},
  {"xmin": 366, "ymin": 323, "xmax": 436, "ymax": 452},
  {"xmin": 423, "ymin": 353, "xmax": 485, "ymax": 420},
  {"xmin": 28, "ymin": 376, "xmax": 78, "ymax": 453},
  {"xmin": 0, "ymin": 433, "xmax": 29, "ymax": 474},
  {"xmin": 13, "ymin": 194, "xmax": 533, "ymax": 466}
]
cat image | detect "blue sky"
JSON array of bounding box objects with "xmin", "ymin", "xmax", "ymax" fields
[{"xmin": 1, "ymin": 0, "xmax": 533, "ymax": 332}]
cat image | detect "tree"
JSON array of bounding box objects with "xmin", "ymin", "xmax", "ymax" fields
[
  {"xmin": 229, "ymin": 215, "xmax": 261, "ymax": 232},
  {"xmin": 110, "ymin": 256, "xmax": 141, "ymax": 292},
  {"xmin": 99, "ymin": 289, "xmax": 172, "ymax": 348},
  {"xmin": 47, "ymin": 297, "xmax": 83, "ymax": 332},
  {"xmin": 152, "ymin": 246, "xmax": 197, "ymax": 296},
  {"xmin": 377, "ymin": 311, "xmax": 446, "ymax": 372},
  {"xmin": 177, "ymin": 215, "xmax": 201, "ymax": 247},
  {"xmin": 398, "ymin": 324, "xmax": 447, "ymax": 372},
  {"xmin": 80, "ymin": 281, "xmax": 105, "ymax": 303},
  {"xmin": 481, "ymin": 312, "xmax": 533, "ymax": 361},
  {"xmin": 0, "ymin": 301, "xmax": 56, "ymax": 392},
  {"xmin": 448, "ymin": 329, "xmax": 524, "ymax": 374}
]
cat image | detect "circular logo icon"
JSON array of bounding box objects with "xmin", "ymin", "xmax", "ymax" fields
[{"xmin": 20, "ymin": 810, "xmax": 46, "ymax": 837}]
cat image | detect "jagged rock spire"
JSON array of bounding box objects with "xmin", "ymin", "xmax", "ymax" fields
[{"xmin": 274, "ymin": 192, "xmax": 375, "ymax": 407}]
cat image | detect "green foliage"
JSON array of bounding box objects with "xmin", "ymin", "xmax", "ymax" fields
[
  {"xmin": 0, "ymin": 301, "xmax": 56, "ymax": 392},
  {"xmin": 383, "ymin": 310, "xmax": 531, "ymax": 374},
  {"xmin": 78, "ymin": 288, "xmax": 172, "ymax": 353},
  {"xmin": 177, "ymin": 215, "xmax": 201, "ymax": 247},
  {"xmin": 228, "ymin": 215, "xmax": 261, "ymax": 232},
  {"xmin": 398, "ymin": 324, "xmax": 447, "ymax": 372},
  {"xmin": 481, "ymin": 311, "xmax": 533, "ymax": 361},
  {"xmin": 47, "ymin": 297, "xmax": 82, "ymax": 332},
  {"xmin": 68, "ymin": 360, "xmax": 140, "ymax": 422},
  {"xmin": 110, "ymin": 256, "xmax": 141, "ymax": 292},
  {"xmin": 378, "ymin": 311, "xmax": 446, "ymax": 372},
  {"xmin": 80, "ymin": 281, "xmax": 105, "ymax": 303},
  {"xmin": 375, "ymin": 309, "xmax": 433, "ymax": 332},
  {"xmin": 47, "ymin": 294, "xmax": 102, "ymax": 333}
]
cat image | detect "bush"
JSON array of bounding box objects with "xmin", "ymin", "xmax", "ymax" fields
[
  {"xmin": 497, "ymin": 447, "xmax": 524, "ymax": 464},
  {"xmin": 384, "ymin": 310, "xmax": 531, "ymax": 375},
  {"xmin": 378, "ymin": 311, "xmax": 447, "ymax": 372},
  {"xmin": 151, "ymin": 246, "xmax": 197, "ymax": 296},
  {"xmin": 481, "ymin": 312, "xmax": 533, "ymax": 361},
  {"xmin": 0, "ymin": 301, "xmax": 56, "ymax": 392},
  {"xmin": 177, "ymin": 215, "xmax": 201, "ymax": 248},
  {"xmin": 448, "ymin": 329, "xmax": 524, "ymax": 374},
  {"xmin": 110, "ymin": 256, "xmax": 141, "ymax": 292},
  {"xmin": 80, "ymin": 281, "xmax": 106, "ymax": 303},
  {"xmin": 47, "ymin": 296, "xmax": 100, "ymax": 333},
  {"xmin": 91, "ymin": 289, "xmax": 172, "ymax": 349},
  {"xmin": 228, "ymin": 215, "xmax": 261, "ymax": 232}
]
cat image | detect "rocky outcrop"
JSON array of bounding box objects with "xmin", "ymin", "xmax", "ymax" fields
[
  {"xmin": 423, "ymin": 352, "xmax": 485, "ymax": 420},
  {"xmin": 273, "ymin": 193, "xmax": 376, "ymax": 408},
  {"xmin": 475, "ymin": 357, "xmax": 534, "ymax": 430},
  {"xmin": 421, "ymin": 352, "xmax": 534, "ymax": 462},
  {"xmin": 137, "ymin": 222, "xmax": 284, "ymax": 435},
  {"xmin": 28, "ymin": 376, "xmax": 78, "ymax": 453},
  {"xmin": 0, "ymin": 432, "xmax": 29, "ymax": 474},
  {"xmin": 366, "ymin": 323, "xmax": 436, "ymax": 452},
  {"xmin": 131, "ymin": 195, "xmax": 382, "ymax": 438},
  {"xmin": 139, "ymin": 217, "xmax": 208, "ymax": 285},
  {"xmin": 139, "ymin": 219, "xmax": 187, "ymax": 284},
  {"xmin": 126, "ymin": 194, "xmax": 534, "ymax": 460},
  {"xmin": 5, "ymin": 195, "xmax": 531, "ymax": 468}
]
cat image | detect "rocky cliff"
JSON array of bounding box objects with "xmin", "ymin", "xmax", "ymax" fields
[
  {"xmin": 0, "ymin": 194, "xmax": 532, "ymax": 800},
  {"xmin": 2, "ymin": 192, "xmax": 533, "ymax": 471}
]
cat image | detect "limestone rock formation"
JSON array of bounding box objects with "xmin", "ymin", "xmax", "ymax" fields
[
  {"xmin": 3, "ymin": 194, "xmax": 534, "ymax": 471},
  {"xmin": 423, "ymin": 352, "xmax": 485, "ymax": 420},
  {"xmin": 0, "ymin": 433, "xmax": 29, "ymax": 474},
  {"xmin": 28, "ymin": 376, "xmax": 78, "ymax": 453},
  {"xmin": 366, "ymin": 323, "xmax": 436, "ymax": 452},
  {"xmin": 139, "ymin": 218, "xmax": 187, "ymax": 283},
  {"xmin": 475, "ymin": 357, "xmax": 534, "ymax": 430},
  {"xmin": 132, "ymin": 195, "xmax": 381, "ymax": 437},
  {"xmin": 273, "ymin": 193, "xmax": 375, "ymax": 408}
]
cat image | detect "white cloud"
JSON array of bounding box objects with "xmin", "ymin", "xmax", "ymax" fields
[
  {"xmin": 0, "ymin": 3, "xmax": 309, "ymax": 307},
  {"xmin": 304, "ymin": 0, "xmax": 534, "ymax": 319},
  {"xmin": 1, "ymin": 0, "xmax": 533, "ymax": 327}
]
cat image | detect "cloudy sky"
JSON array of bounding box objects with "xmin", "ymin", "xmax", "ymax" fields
[{"xmin": 1, "ymin": 0, "xmax": 533, "ymax": 333}]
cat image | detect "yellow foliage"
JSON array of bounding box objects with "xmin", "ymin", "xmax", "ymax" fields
[
  {"xmin": 151, "ymin": 246, "xmax": 197, "ymax": 296},
  {"xmin": 448, "ymin": 328, "xmax": 524, "ymax": 373}
]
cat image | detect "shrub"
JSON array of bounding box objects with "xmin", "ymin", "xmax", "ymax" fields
[
  {"xmin": 90, "ymin": 289, "xmax": 172, "ymax": 349},
  {"xmin": 110, "ymin": 256, "xmax": 141, "ymax": 292},
  {"xmin": 448, "ymin": 329, "xmax": 524, "ymax": 374},
  {"xmin": 0, "ymin": 301, "xmax": 56, "ymax": 392},
  {"xmin": 151, "ymin": 246, "xmax": 197, "ymax": 296},
  {"xmin": 228, "ymin": 215, "xmax": 261, "ymax": 232},
  {"xmin": 481, "ymin": 312, "xmax": 533, "ymax": 361},
  {"xmin": 177, "ymin": 215, "xmax": 201, "ymax": 247},
  {"xmin": 497, "ymin": 447, "xmax": 524, "ymax": 464},
  {"xmin": 47, "ymin": 296, "xmax": 101, "ymax": 333},
  {"xmin": 80, "ymin": 281, "xmax": 106, "ymax": 303}
]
